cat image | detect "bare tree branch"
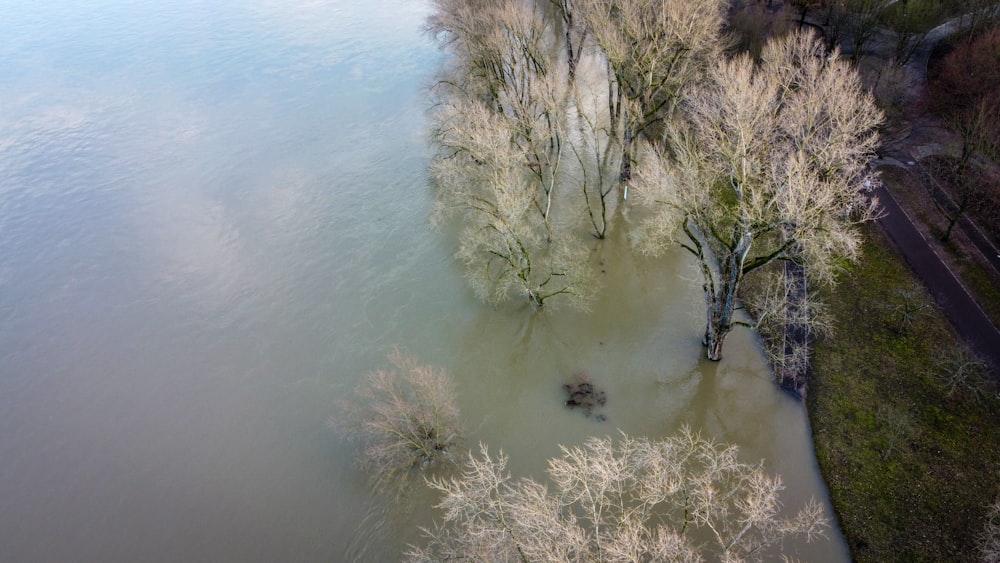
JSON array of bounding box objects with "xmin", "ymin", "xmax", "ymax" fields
[{"xmin": 407, "ymin": 429, "xmax": 827, "ymax": 561}]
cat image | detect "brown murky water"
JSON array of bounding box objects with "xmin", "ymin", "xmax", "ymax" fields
[{"xmin": 0, "ymin": 1, "xmax": 848, "ymax": 560}]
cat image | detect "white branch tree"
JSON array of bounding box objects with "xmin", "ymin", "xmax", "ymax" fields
[
  {"xmin": 631, "ymin": 31, "xmax": 883, "ymax": 361},
  {"xmin": 336, "ymin": 351, "xmax": 464, "ymax": 490},
  {"xmin": 576, "ymin": 0, "xmax": 726, "ymax": 181},
  {"xmin": 432, "ymin": 97, "xmax": 596, "ymax": 309},
  {"xmin": 428, "ymin": 0, "xmax": 600, "ymax": 310},
  {"xmin": 430, "ymin": 0, "xmax": 569, "ymax": 241},
  {"xmin": 407, "ymin": 430, "xmax": 827, "ymax": 562}
]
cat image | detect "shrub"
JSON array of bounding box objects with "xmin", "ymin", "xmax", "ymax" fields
[{"xmin": 335, "ymin": 350, "xmax": 463, "ymax": 489}]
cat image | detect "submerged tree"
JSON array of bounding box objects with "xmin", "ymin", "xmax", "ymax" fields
[
  {"xmin": 407, "ymin": 429, "xmax": 827, "ymax": 562},
  {"xmin": 576, "ymin": 0, "xmax": 726, "ymax": 181},
  {"xmin": 336, "ymin": 350, "xmax": 464, "ymax": 489},
  {"xmin": 429, "ymin": 0, "xmax": 569, "ymax": 241},
  {"xmin": 428, "ymin": 0, "xmax": 602, "ymax": 309},
  {"xmin": 632, "ymin": 31, "xmax": 882, "ymax": 361},
  {"xmin": 431, "ymin": 97, "xmax": 597, "ymax": 308},
  {"xmin": 549, "ymin": 0, "xmax": 589, "ymax": 81},
  {"xmin": 569, "ymin": 78, "xmax": 624, "ymax": 239}
]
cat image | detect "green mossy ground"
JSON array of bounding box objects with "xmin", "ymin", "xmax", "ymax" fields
[{"xmin": 808, "ymin": 225, "xmax": 1000, "ymax": 562}]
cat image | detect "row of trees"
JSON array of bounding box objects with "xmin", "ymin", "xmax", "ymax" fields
[
  {"xmin": 427, "ymin": 0, "xmax": 882, "ymax": 362},
  {"xmin": 409, "ymin": 432, "xmax": 826, "ymax": 562}
]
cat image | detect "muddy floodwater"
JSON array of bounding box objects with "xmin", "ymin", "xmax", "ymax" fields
[{"xmin": 0, "ymin": 1, "xmax": 849, "ymax": 561}]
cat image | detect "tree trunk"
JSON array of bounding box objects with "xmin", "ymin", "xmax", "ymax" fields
[
  {"xmin": 941, "ymin": 148, "xmax": 973, "ymax": 243},
  {"xmin": 705, "ymin": 323, "xmax": 727, "ymax": 361},
  {"xmin": 700, "ymin": 233, "xmax": 750, "ymax": 361},
  {"xmin": 619, "ymin": 123, "xmax": 633, "ymax": 182},
  {"xmin": 704, "ymin": 296, "xmax": 735, "ymax": 361},
  {"xmin": 942, "ymin": 214, "xmax": 959, "ymax": 241},
  {"xmin": 560, "ymin": 2, "xmax": 578, "ymax": 83}
]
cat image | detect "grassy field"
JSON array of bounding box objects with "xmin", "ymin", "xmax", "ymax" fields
[{"xmin": 808, "ymin": 224, "xmax": 1000, "ymax": 562}]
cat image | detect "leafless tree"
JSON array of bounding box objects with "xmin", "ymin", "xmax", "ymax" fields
[
  {"xmin": 575, "ymin": 0, "xmax": 727, "ymax": 181},
  {"xmin": 430, "ymin": 0, "xmax": 570, "ymax": 239},
  {"xmin": 431, "ymin": 97, "xmax": 597, "ymax": 309},
  {"xmin": 842, "ymin": 0, "xmax": 891, "ymax": 60},
  {"xmin": 335, "ymin": 350, "xmax": 464, "ymax": 490},
  {"xmin": 427, "ymin": 0, "xmax": 607, "ymax": 309},
  {"xmin": 888, "ymin": 288, "xmax": 931, "ymax": 333},
  {"xmin": 631, "ymin": 31, "xmax": 882, "ymax": 361},
  {"xmin": 406, "ymin": 429, "xmax": 827, "ymax": 562},
  {"xmin": 428, "ymin": 0, "xmax": 550, "ymax": 107},
  {"xmin": 928, "ymin": 27, "xmax": 1000, "ymax": 241},
  {"xmin": 875, "ymin": 404, "xmax": 917, "ymax": 460},
  {"xmin": 569, "ymin": 78, "xmax": 623, "ymax": 239},
  {"xmin": 741, "ymin": 264, "xmax": 833, "ymax": 391},
  {"xmin": 547, "ymin": 0, "xmax": 588, "ymax": 81},
  {"xmin": 934, "ymin": 347, "xmax": 994, "ymax": 402},
  {"xmin": 885, "ymin": 0, "xmax": 946, "ymax": 64}
]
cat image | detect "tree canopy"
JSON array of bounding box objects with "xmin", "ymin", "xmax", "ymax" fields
[{"xmin": 632, "ymin": 31, "xmax": 883, "ymax": 360}]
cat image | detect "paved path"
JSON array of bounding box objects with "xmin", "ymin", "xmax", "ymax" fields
[
  {"xmin": 924, "ymin": 178, "xmax": 1000, "ymax": 275},
  {"xmin": 862, "ymin": 10, "xmax": 1000, "ymax": 376},
  {"xmin": 874, "ymin": 179, "xmax": 1000, "ymax": 375}
]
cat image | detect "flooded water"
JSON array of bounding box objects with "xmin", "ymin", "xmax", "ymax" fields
[{"xmin": 0, "ymin": 1, "xmax": 848, "ymax": 561}]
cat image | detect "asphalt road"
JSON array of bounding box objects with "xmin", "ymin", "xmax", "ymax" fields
[{"xmin": 875, "ymin": 184, "xmax": 1000, "ymax": 376}]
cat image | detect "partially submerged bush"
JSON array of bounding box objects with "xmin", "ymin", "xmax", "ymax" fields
[
  {"xmin": 407, "ymin": 429, "xmax": 827, "ymax": 562},
  {"xmin": 562, "ymin": 371, "xmax": 607, "ymax": 421},
  {"xmin": 335, "ymin": 350, "xmax": 463, "ymax": 488}
]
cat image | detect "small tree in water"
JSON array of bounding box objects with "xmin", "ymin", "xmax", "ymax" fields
[
  {"xmin": 431, "ymin": 97, "xmax": 597, "ymax": 309},
  {"xmin": 335, "ymin": 350, "xmax": 463, "ymax": 489},
  {"xmin": 631, "ymin": 31, "xmax": 882, "ymax": 361},
  {"xmin": 407, "ymin": 429, "xmax": 827, "ymax": 562}
]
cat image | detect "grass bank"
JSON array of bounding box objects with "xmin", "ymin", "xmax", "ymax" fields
[{"xmin": 808, "ymin": 224, "xmax": 1000, "ymax": 562}]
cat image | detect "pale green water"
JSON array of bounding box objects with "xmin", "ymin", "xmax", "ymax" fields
[{"xmin": 0, "ymin": 1, "xmax": 848, "ymax": 560}]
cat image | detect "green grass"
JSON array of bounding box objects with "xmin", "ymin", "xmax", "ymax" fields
[{"xmin": 808, "ymin": 225, "xmax": 1000, "ymax": 562}]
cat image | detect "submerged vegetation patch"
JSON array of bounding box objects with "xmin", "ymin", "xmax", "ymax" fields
[
  {"xmin": 563, "ymin": 371, "xmax": 607, "ymax": 421},
  {"xmin": 334, "ymin": 350, "xmax": 464, "ymax": 492}
]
